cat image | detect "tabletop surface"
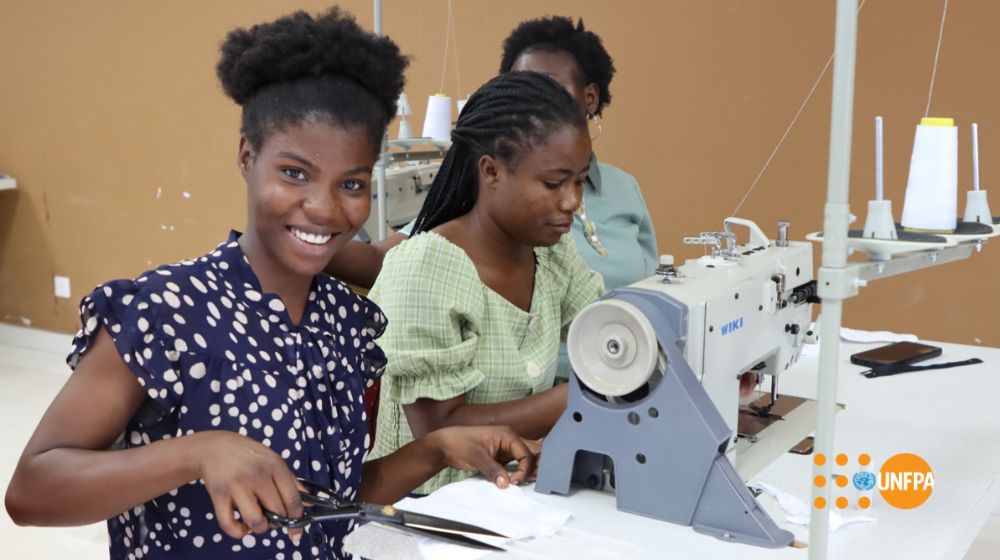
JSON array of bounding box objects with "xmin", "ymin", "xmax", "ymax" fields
[{"xmin": 345, "ymin": 339, "xmax": 1000, "ymax": 560}]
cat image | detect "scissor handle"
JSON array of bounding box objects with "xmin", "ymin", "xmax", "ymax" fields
[
  {"xmin": 263, "ymin": 504, "xmax": 366, "ymax": 529},
  {"xmin": 262, "ymin": 478, "xmax": 362, "ymax": 529},
  {"xmin": 298, "ymin": 478, "xmax": 349, "ymax": 507}
]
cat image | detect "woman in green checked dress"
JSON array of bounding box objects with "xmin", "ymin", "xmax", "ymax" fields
[{"xmin": 367, "ymin": 72, "xmax": 604, "ymax": 494}]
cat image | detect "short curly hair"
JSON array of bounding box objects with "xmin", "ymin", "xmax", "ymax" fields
[
  {"xmin": 216, "ymin": 7, "xmax": 409, "ymax": 156},
  {"xmin": 499, "ymin": 16, "xmax": 615, "ymax": 116}
]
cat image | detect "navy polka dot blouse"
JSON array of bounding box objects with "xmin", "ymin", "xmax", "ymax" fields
[{"xmin": 68, "ymin": 231, "xmax": 387, "ymax": 560}]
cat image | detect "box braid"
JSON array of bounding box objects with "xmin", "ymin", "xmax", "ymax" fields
[{"xmin": 411, "ymin": 71, "xmax": 587, "ymax": 235}]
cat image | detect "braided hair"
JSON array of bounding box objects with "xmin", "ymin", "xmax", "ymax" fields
[
  {"xmin": 410, "ymin": 72, "xmax": 587, "ymax": 235},
  {"xmin": 499, "ymin": 16, "xmax": 616, "ymax": 117},
  {"xmin": 216, "ymin": 7, "xmax": 409, "ymax": 157}
]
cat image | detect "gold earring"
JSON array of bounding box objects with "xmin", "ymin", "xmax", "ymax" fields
[{"xmin": 588, "ymin": 113, "xmax": 602, "ymax": 141}]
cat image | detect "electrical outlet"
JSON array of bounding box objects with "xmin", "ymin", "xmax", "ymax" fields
[{"xmin": 54, "ymin": 276, "xmax": 71, "ymax": 299}]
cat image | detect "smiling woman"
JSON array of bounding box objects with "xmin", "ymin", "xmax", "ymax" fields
[
  {"xmin": 237, "ymin": 123, "xmax": 376, "ymax": 315},
  {"xmin": 4, "ymin": 7, "xmax": 541, "ymax": 560}
]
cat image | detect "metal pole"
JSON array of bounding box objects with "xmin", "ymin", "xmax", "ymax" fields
[
  {"xmin": 373, "ymin": 0, "xmax": 389, "ymax": 241},
  {"xmin": 875, "ymin": 116, "xmax": 884, "ymax": 200},
  {"xmin": 972, "ymin": 123, "xmax": 980, "ymax": 191},
  {"xmin": 810, "ymin": 0, "xmax": 859, "ymax": 558}
]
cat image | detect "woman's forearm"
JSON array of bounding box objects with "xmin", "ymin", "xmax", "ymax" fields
[
  {"xmin": 359, "ymin": 426, "xmax": 537, "ymax": 504},
  {"xmin": 404, "ymin": 383, "xmax": 568, "ymax": 441},
  {"xmin": 359, "ymin": 437, "xmax": 445, "ymax": 504},
  {"xmin": 7, "ymin": 434, "xmax": 206, "ymax": 527}
]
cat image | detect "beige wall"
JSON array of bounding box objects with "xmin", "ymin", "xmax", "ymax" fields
[{"xmin": 2, "ymin": 1, "xmax": 998, "ymax": 346}]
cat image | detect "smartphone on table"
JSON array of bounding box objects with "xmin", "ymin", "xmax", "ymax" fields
[{"xmin": 850, "ymin": 341, "xmax": 942, "ymax": 368}]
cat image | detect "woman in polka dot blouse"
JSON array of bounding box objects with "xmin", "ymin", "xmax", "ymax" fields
[{"xmin": 5, "ymin": 9, "xmax": 537, "ymax": 560}]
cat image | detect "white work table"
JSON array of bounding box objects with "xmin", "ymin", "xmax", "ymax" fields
[{"xmin": 345, "ymin": 339, "xmax": 1000, "ymax": 560}]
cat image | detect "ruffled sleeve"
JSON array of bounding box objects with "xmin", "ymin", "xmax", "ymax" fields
[
  {"xmin": 368, "ymin": 234, "xmax": 487, "ymax": 405},
  {"xmin": 356, "ymin": 292, "xmax": 388, "ymax": 387},
  {"xmin": 68, "ymin": 278, "xmax": 186, "ymax": 418}
]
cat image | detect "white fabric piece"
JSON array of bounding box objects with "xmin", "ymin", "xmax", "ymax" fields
[
  {"xmin": 901, "ymin": 124, "xmax": 958, "ymax": 232},
  {"xmin": 839, "ymin": 327, "xmax": 918, "ymax": 344},
  {"xmin": 393, "ymin": 477, "xmax": 573, "ymax": 560},
  {"xmin": 801, "ymin": 323, "xmax": 916, "ymax": 356},
  {"xmin": 757, "ymin": 481, "xmax": 877, "ymax": 532}
]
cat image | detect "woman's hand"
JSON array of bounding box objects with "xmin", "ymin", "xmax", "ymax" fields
[
  {"xmin": 425, "ymin": 426, "xmax": 540, "ymax": 488},
  {"xmin": 190, "ymin": 431, "xmax": 305, "ymax": 542}
]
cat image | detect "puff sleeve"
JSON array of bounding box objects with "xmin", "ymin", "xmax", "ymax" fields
[
  {"xmin": 368, "ymin": 234, "xmax": 487, "ymax": 405},
  {"xmin": 68, "ymin": 279, "xmax": 186, "ymax": 418}
]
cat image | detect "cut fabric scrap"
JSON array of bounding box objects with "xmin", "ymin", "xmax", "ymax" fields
[
  {"xmin": 839, "ymin": 327, "xmax": 918, "ymax": 344},
  {"xmin": 393, "ymin": 477, "xmax": 573, "ymax": 560},
  {"xmin": 801, "ymin": 323, "xmax": 917, "ymax": 356},
  {"xmin": 757, "ymin": 481, "xmax": 877, "ymax": 532}
]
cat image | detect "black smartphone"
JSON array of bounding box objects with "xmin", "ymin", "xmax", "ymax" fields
[
  {"xmin": 850, "ymin": 341, "xmax": 942, "ymax": 368},
  {"xmin": 788, "ymin": 436, "xmax": 814, "ymax": 455}
]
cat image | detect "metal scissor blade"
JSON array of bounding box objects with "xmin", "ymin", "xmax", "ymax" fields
[
  {"xmin": 380, "ymin": 521, "xmax": 506, "ymax": 551},
  {"xmin": 399, "ymin": 510, "xmax": 509, "ymax": 539}
]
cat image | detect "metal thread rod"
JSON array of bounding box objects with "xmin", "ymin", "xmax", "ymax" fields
[
  {"xmin": 373, "ymin": 0, "xmax": 388, "ymax": 240},
  {"xmin": 972, "ymin": 123, "xmax": 980, "ymax": 191},
  {"xmin": 810, "ymin": 0, "xmax": 860, "ymax": 558},
  {"xmin": 875, "ymin": 116, "xmax": 884, "ymax": 200}
]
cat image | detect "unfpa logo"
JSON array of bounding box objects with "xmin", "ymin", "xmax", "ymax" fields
[{"xmin": 813, "ymin": 452, "xmax": 934, "ymax": 510}]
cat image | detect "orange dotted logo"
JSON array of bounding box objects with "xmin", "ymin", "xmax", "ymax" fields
[
  {"xmin": 878, "ymin": 453, "xmax": 934, "ymax": 509},
  {"xmin": 813, "ymin": 453, "xmax": 874, "ymax": 510}
]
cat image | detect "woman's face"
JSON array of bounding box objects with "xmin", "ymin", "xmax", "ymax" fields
[
  {"xmin": 482, "ymin": 124, "xmax": 591, "ymax": 247},
  {"xmin": 512, "ymin": 50, "xmax": 599, "ymax": 116},
  {"xmin": 239, "ymin": 120, "xmax": 374, "ymax": 279}
]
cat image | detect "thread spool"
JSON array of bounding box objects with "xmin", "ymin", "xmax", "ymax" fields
[
  {"xmin": 421, "ymin": 94, "xmax": 452, "ymax": 141},
  {"xmin": 396, "ymin": 93, "xmax": 413, "ymax": 140},
  {"xmin": 901, "ymin": 117, "xmax": 958, "ymax": 233},
  {"xmin": 456, "ymin": 95, "xmax": 470, "ymax": 116}
]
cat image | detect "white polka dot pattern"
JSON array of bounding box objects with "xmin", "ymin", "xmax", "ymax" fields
[{"xmin": 68, "ymin": 232, "xmax": 386, "ymax": 560}]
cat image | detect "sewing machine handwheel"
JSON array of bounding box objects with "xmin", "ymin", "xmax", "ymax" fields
[{"xmin": 567, "ymin": 299, "xmax": 658, "ymax": 397}]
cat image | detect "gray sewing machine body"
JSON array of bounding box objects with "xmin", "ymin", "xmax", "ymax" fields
[{"xmin": 535, "ymin": 218, "xmax": 818, "ymax": 548}]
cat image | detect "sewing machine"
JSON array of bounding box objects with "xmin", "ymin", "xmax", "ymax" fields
[
  {"xmin": 361, "ymin": 161, "xmax": 439, "ymax": 238},
  {"xmin": 635, "ymin": 217, "xmax": 825, "ymax": 480},
  {"xmin": 535, "ymin": 217, "xmax": 827, "ymax": 548}
]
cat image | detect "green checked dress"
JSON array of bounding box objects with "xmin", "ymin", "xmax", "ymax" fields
[{"xmin": 367, "ymin": 231, "xmax": 604, "ymax": 494}]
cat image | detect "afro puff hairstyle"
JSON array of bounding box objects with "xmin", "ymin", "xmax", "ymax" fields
[
  {"xmin": 216, "ymin": 7, "xmax": 408, "ymax": 156},
  {"xmin": 499, "ymin": 16, "xmax": 615, "ymax": 117}
]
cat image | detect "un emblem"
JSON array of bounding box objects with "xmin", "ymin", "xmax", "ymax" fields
[{"xmin": 853, "ymin": 471, "xmax": 877, "ymax": 491}]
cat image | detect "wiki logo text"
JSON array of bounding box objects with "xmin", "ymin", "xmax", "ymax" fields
[{"xmin": 720, "ymin": 317, "xmax": 744, "ymax": 336}]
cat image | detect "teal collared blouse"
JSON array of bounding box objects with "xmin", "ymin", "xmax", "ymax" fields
[{"xmin": 572, "ymin": 152, "xmax": 658, "ymax": 292}]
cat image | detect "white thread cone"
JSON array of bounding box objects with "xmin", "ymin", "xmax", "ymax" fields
[
  {"xmin": 901, "ymin": 124, "xmax": 958, "ymax": 232},
  {"xmin": 422, "ymin": 95, "xmax": 452, "ymax": 141}
]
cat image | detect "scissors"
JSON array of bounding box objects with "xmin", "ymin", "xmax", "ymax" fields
[{"xmin": 263, "ymin": 478, "xmax": 509, "ymax": 551}]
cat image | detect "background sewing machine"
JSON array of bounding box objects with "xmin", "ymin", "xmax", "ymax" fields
[{"xmin": 359, "ymin": 161, "xmax": 440, "ymax": 240}]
